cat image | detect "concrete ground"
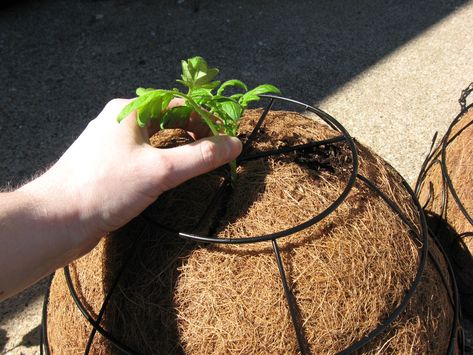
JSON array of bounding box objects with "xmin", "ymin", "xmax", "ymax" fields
[{"xmin": 1, "ymin": 0, "xmax": 472, "ymax": 353}]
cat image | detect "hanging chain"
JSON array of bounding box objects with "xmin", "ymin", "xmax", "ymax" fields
[{"xmin": 459, "ymin": 81, "xmax": 473, "ymax": 112}]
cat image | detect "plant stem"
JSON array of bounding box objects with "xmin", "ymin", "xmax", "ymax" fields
[
  {"xmin": 173, "ymin": 92, "xmax": 220, "ymax": 136},
  {"xmin": 173, "ymin": 91, "xmax": 239, "ymax": 184}
]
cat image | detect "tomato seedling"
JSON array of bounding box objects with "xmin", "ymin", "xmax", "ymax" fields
[{"xmin": 117, "ymin": 56, "xmax": 280, "ymax": 184}]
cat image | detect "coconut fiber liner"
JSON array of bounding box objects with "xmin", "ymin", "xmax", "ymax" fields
[
  {"xmin": 42, "ymin": 97, "xmax": 461, "ymax": 354},
  {"xmin": 417, "ymin": 83, "xmax": 473, "ymax": 317}
]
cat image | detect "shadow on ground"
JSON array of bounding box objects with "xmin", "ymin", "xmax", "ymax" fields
[
  {"xmin": 0, "ymin": 277, "xmax": 48, "ymax": 350},
  {"xmin": 0, "ymin": 328, "xmax": 8, "ymax": 352},
  {"xmin": 0, "ymin": 0, "xmax": 469, "ymax": 346},
  {"xmin": 0, "ymin": 325, "xmax": 41, "ymax": 353},
  {"xmin": 0, "ymin": 0, "xmax": 468, "ymax": 185}
]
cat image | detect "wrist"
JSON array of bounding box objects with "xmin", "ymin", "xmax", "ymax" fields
[
  {"xmin": 17, "ymin": 174, "xmax": 100, "ymax": 260},
  {"xmin": 0, "ymin": 186, "xmax": 97, "ymax": 300}
]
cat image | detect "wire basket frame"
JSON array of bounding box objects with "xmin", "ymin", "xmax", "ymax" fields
[
  {"xmin": 415, "ymin": 83, "xmax": 473, "ymax": 226},
  {"xmin": 415, "ymin": 83, "xmax": 473, "ymax": 343},
  {"xmin": 40, "ymin": 95, "xmax": 462, "ymax": 355}
]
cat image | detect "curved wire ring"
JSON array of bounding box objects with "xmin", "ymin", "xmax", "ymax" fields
[
  {"xmin": 414, "ymin": 101, "xmax": 473, "ymax": 354},
  {"xmin": 440, "ymin": 104, "xmax": 473, "ymax": 226},
  {"xmin": 145, "ymin": 94, "xmax": 360, "ymax": 245}
]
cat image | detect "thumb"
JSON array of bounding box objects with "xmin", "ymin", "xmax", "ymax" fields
[{"xmin": 152, "ymin": 135, "xmax": 242, "ymax": 192}]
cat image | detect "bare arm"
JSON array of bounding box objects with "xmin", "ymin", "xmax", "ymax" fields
[{"xmin": 0, "ymin": 98, "xmax": 241, "ymax": 301}]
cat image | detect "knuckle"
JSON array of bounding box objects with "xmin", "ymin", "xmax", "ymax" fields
[
  {"xmin": 153, "ymin": 154, "xmax": 176, "ymax": 192},
  {"xmin": 96, "ymin": 98, "xmax": 133, "ymax": 124},
  {"xmin": 199, "ymin": 140, "xmax": 220, "ymax": 169},
  {"xmin": 104, "ymin": 98, "xmax": 132, "ymax": 114},
  {"xmin": 108, "ymin": 98, "xmax": 130, "ymax": 108}
]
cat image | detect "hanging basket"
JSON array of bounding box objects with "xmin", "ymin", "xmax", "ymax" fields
[
  {"xmin": 41, "ymin": 96, "xmax": 462, "ymax": 354},
  {"xmin": 416, "ymin": 82, "xmax": 473, "ymax": 317}
]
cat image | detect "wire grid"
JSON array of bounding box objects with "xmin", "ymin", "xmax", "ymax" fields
[
  {"xmin": 41, "ymin": 95, "xmax": 462, "ymax": 354},
  {"xmin": 415, "ymin": 83, "xmax": 473, "ymax": 228},
  {"xmin": 414, "ymin": 84, "xmax": 473, "ymax": 349}
]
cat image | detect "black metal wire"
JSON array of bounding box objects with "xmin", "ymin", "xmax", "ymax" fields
[
  {"xmin": 336, "ymin": 175, "xmax": 429, "ymax": 354},
  {"xmin": 451, "ymin": 232, "xmax": 473, "ymax": 250},
  {"xmin": 416, "ymin": 103, "xmax": 473, "ymax": 238},
  {"xmin": 41, "ymin": 226, "xmax": 147, "ymax": 355},
  {"xmin": 41, "ymin": 95, "xmax": 459, "ymax": 354},
  {"xmin": 241, "ymin": 97, "xmax": 274, "ymax": 157},
  {"xmin": 459, "ymin": 82, "xmax": 473, "ymax": 113},
  {"xmin": 40, "ymin": 275, "xmax": 53, "ymax": 355},
  {"xmin": 63, "ymin": 265, "xmax": 141, "ymax": 354},
  {"xmin": 441, "ymin": 116, "xmax": 473, "ymax": 226},
  {"xmin": 428, "ymin": 223, "xmax": 464, "ymax": 355},
  {"xmin": 272, "ymin": 239, "xmax": 309, "ymax": 355},
  {"xmin": 174, "ymin": 95, "xmax": 360, "ymax": 244},
  {"xmin": 414, "ymin": 109, "xmax": 473, "ymax": 200},
  {"xmin": 413, "ymin": 84, "xmax": 473, "ymax": 354},
  {"xmin": 192, "ymin": 178, "xmax": 231, "ymax": 232},
  {"xmin": 84, "ymin": 227, "xmax": 143, "ymax": 354},
  {"xmin": 238, "ymin": 136, "xmax": 346, "ymax": 164}
]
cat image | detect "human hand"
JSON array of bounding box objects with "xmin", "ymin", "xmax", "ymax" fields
[{"xmin": 20, "ymin": 98, "xmax": 242, "ymax": 257}]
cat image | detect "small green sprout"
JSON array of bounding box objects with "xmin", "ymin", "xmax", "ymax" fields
[{"xmin": 117, "ymin": 56, "xmax": 281, "ymax": 184}]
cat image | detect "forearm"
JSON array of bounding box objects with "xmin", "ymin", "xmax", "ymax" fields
[
  {"xmin": 0, "ymin": 183, "xmax": 95, "ymax": 301},
  {"xmin": 0, "ymin": 98, "xmax": 241, "ymax": 302}
]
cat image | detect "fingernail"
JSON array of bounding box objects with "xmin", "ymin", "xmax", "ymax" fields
[{"xmin": 228, "ymin": 136, "xmax": 243, "ymax": 153}]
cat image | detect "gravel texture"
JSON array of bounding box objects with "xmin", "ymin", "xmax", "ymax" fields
[{"xmin": 1, "ymin": 0, "xmax": 472, "ymax": 353}]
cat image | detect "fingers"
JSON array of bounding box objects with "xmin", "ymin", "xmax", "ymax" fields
[
  {"xmin": 147, "ymin": 99, "xmax": 212, "ymax": 139},
  {"xmin": 167, "ymin": 97, "xmax": 186, "ymax": 109},
  {"xmin": 151, "ymin": 135, "xmax": 242, "ymax": 192},
  {"xmin": 107, "ymin": 97, "xmax": 214, "ymax": 142},
  {"xmin": 100, "ymin": 98, "xmax": 134, "ymax": 124},
  {"xmin": 97, "ymin": 98, "xmax": 156, "ymax": 144},
  {"xmin": 178, "ymin": 112, "xmax": 212, "ymax": 140}
]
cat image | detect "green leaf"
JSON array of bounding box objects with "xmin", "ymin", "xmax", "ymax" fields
[
  {"xmin": 195, "ymin": 68, "xmax": 219, "ymax": 86},
  {"xmin": 161, "ymin": 92, "xmax": 175, "ymax": 112},
  {"xmin": 160, "ymin": 106, "xmax": 193, "ymax": 129},
  {"xmin": 148, "ymin": 97, "xmax": 163, "ymax": 121},
  {"xmin": 179, "ymin": 56, "xmax": 220, "ymax": 89},
  {"xmin": 247, "ymin": 84, "xmax": 281, "ymax": 96},
  {"xmin": 188, "ymin": 56, "xmax": 205, "ymax": 71},
  {"xmin": 117, "ymin": 90, "xmax": 176, "ymax": 126},
  {"xmin": 230, "ymin": 93, "xmax": 244, "ymax": 101},
  {"xmin": 136, "ymin": 108, "xmax": 149, "ymax": 128},
  {"xmin": 198, "ymin": 80, "xmax": 221, "ymax": 90},
  {"xmin": 145, "ymin": 92, "xmax": 175, "ymax": 125},
  {"xmin": 215, "ymin": 99, "xmax": 243, "ymax": 122},
  {"xmin": 209, "ymin": 94, "xmax": 238, "ymax": 103},
  {"xmin": 190, "ymin": 88, "xmax": 213, "ymax": 104},
  {"xmin": 239, "ymin": 84, "xmax": 281, "ymax": 108},
  {"xmin": 117, "ymin": 94, "xmax": 154, "ymax": 122},
  {"xmin": 136, "ymin": 87, "xmax": 156, "ymax": 96},
  {"xmin": 137, "ymin": 96, "xmax": 163, "ymax": 128},
  {"xmin": 238, "ymin": 93, "xmax": 260, "ymax": 108},
  {"xmin": 176, "ymin": 79, "xmax": 191, "ymax": 88},
  {"xmin": 217, "ymin": 79, "xmax": 248, "ymax": 96},
  {"xmin": 181, "ymin": 59, "xmax": 192, "ymax": 84}
]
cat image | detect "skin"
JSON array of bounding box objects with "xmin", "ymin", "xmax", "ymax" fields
[{"xmin": 0, "ymin": 98, "xmax": 242, "ymax": 301}]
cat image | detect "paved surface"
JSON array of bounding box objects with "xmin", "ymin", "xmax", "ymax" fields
[{"xmin": 1, "ymin": 0, "xmax": 472, "ymax": 353}]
